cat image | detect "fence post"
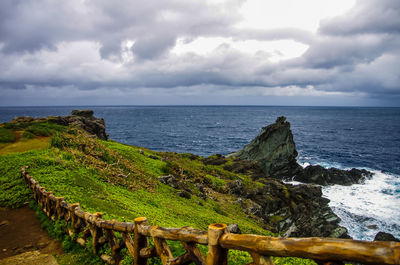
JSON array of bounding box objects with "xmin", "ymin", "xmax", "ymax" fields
[
  {"xmin": 206, "ymin": 223, "xmax": 228, "ymax": 265},
  {"xmin": 134, "ymin": 217, "xmax": 149, "ymax": 265}
]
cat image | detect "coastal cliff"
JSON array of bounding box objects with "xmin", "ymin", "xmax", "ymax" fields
[{"xmin": 0, "ymin": 112, "xmax": 355, "ymax": 241}]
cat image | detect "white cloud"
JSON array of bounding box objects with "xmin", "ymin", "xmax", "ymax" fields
[
  {"xmin": 237, "ymin": 0, "xmax": 356, "ymax": 32},
  {"xmin": 171, "ymin": 37, "xmax": 309, "ymax": 62}
]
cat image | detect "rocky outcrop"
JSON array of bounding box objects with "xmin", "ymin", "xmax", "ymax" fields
[
  {"xmin": 232, "ymin": 116, "xmax": 372, "ymax": 186},
  {"xmin": 49, "ymin": 110, "xmax": 108, "ymax": 140},
  {"xmin": 295, "ymin": 165, "xmax": 372, "ymax": 186},
  {"xmin": 10, "ymin": 110, "xmax": 108, "ymax": 140},
  {"xmin": 374, "ymin": 232, "xmax": 400, "ymax": 242},
  {"xmin": 231, "ymin": 116, "xmax": 301, "ymax": 178},
  {"xmin": 226, "ymin": 177, "xmax": 350, "ymax": 238}
]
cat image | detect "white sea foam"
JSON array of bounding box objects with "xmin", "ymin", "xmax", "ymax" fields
[{"xmin": 322, "ymin": 170, "xmax": 400, "ymax": 240}]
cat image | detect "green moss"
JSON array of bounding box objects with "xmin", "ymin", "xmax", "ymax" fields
[
  {"xmin": 270, "ymin": 215, "xmax": 284, "ymax": 223},
  {"xmin": 205, "ymin": 174, "xmax": 226, "ymax": 189}
]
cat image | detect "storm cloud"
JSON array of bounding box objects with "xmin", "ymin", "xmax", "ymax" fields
[{"xmin": 0, "ymin": 0, "xmax": 399, "ymax": 106}]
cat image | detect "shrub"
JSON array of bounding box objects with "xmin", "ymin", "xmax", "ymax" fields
[
  {"xmin": 21, "ymin": 130, "xmax": 35, "ymax": 140},
  {"xmin": 50, "ymin": 132, "xmax": 78, "ymax": 149},
  {"xmin": 0, "ymin": 127, "xmax": 15, "ymax": 143}
]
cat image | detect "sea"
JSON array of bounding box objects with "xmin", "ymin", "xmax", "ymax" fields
[{"xmin": 1, "ymin": 105, "xmax": 399, "ymax": 240}]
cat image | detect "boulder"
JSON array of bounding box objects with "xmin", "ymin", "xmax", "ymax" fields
[
  {"xmin": 226, "ymin": 179, "xmax": 244, "ymax": 195},
  {"xmin": 374, "ymin": 232, "xmax": 400, "ymax": 242},
  {"xmin": 158, "ymin": 175, "xmax": 179, "ymax": 189},
  {"xmin": 227, "ymin": 223, "xmax": 242, "ymax": 234}
]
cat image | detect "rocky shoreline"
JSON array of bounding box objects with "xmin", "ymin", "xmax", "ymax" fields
[
  {"xmin": 223, "ymin": 116, "xmax": 376, "ymax": 238},
  {"xmin": 9, "ymin": 111, "xmax": 396, "ymax": 241}
]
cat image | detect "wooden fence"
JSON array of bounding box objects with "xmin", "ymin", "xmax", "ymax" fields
[{"xmin": 21, "ymin": 167, "xmax": 400, "ymax": 265}]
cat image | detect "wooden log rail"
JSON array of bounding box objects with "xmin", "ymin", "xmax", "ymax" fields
[{"xmin": 21, "ymin": 167, "xmax": 400, "ymax": 265}]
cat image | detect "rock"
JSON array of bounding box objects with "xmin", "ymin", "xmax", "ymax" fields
[
  {"xmin": 226, "ymin": 180, "xmax": 244, "ymax": 195},
  {"xmin": 231, "ymin": 116, "xmax": 372, "ymax": 186},
  {"xmin": 158, "ymin": 175, "xmax": 180, "ymax": 189},
  {"xmin": 11, "ymin": 116, "xmax": 35, "ymax": 123},
  {"xmin": 367, "ymin": 224, "xmax": 378, "ymax": 230},
  {"xmin": 283, "ymin": 223, "xmax": 297, "ymax": 237},
  {"xmin": 374, "ymin": 232, "xmax": 400, "ymax": 242},
  {"xmin": 202, "ymin": 154, "xmax": 227, "ymax": 165},
  {"xmin": 237, "ymin": 178, "xmax": 350, "ymax": 238},
  {"xmin": 178, "ymin": 190, "xmax": 191, "ymax": 199},
  {"xmin": 246, "ymin": 201, "xmax": 263, "ymax": 217},
  {"xmin": 329, "ymin": 227, "xmax": 349, "ymax": 238},
  {"xmin": 231, "ymin": 116, "xmax": 301, "ymax": 178},
  {"xmin": 295, "ymin": 165, "xmax": 373, "ymax": 186},
  {"xmin": 71, "ymin": 109, "xmax": 94, "ymax": 118},
  {"xmin": 48, "ymin": 110, "xmax": 108, "ymax": 140},
  {"xmin": 101, "ymin": 254, "xmax": 115, "ymax": 264},
  {"xmin": 227, "ymin": 223, "xmax": 242, "ymax": 234}
]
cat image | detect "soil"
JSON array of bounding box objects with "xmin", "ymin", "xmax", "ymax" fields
[{"xmin": 0, "ymin": 206, "xmax": 63, "ymax": 260}]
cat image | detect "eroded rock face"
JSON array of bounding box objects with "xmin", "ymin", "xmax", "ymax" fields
[
  {"xmin": 240, "ymin": 179, "xmax": 350, "ymax": 238},
  {"xmin": 50, "ymin": 110, "xmax": 108, "ymax": 140},
  {"xmin": 232, "ymin": 116, "xmax": 301, "ymax": 178}
]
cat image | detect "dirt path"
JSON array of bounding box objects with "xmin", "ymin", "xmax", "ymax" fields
[{"xmin": 0, "ymin": 206, "xmax": 63, "ymax": 263}]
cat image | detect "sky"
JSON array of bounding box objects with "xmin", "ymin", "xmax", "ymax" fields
[{"xmin": 0, "ymin": 0, "xmax": 399, "ymax": 106}]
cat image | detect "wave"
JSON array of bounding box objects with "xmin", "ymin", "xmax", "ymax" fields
[
  {"xmin": 322, "ymin": 170, "xmax": 400, "ymax": 240},
  {"xmin": 292, "ymin": 161, "xmax": 400, "ymax": 240}
]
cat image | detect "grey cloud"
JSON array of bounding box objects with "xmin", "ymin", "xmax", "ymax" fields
[
  {"xmin": 319, "ymin": 0, "xmax": 400, "ymax": 35},
  {"xmin": 0, "ymin": 0, "xmax": 399, "ymax": 106}
]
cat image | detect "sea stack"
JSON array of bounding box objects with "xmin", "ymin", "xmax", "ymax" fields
[
  {"xmin": 231, "ymin": 116, "xmax": 372, "ymax": 185},
  {"xmin": 231, "ymin": 116, "xmax": 301, "ymax": 178}
]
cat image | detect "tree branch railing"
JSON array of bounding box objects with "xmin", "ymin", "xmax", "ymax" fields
[{"xmin": 21, "ymin": 167, "xmax": 400, "ymax": 265}]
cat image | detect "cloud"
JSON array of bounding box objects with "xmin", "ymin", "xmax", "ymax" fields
[
  {"xmin": 319, "ymin": 0, "xmax": 400, "ymax": 35},
  {"xmin": 0, "ymin": 0, "xmax": 399, "ymax": 106}
]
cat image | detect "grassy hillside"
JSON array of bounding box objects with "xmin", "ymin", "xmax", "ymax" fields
[{"xmin": 0, "ymin": 118, "xmax": 316, "ymax": 265}]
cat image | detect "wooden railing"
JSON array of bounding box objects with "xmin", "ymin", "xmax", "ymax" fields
[{"xmin": 21, "ymin": 167, "xmax": 400, "ymax": 265}]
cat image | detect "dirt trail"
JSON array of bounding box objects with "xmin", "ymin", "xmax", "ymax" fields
[{"xmin": 0, "ymin": 206, "xmax": 63, "ymax": 263}]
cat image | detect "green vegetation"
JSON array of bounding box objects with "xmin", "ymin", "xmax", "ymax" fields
[
  {"xmin": 0, "ymin": 118, "xmax": 316, "ymax": 264},
  {"xmin": 0, "ymin": 127, "xmax": 15, "ymax": 143},
  {"xmin": 29, "ymin": 201, "xmax": 105, "ymax": 265}
]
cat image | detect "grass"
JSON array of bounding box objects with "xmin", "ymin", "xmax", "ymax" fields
[
  {"xmin": 0, "ymin": 136, "xmax": 50, "ymax": 155},
  {"xmin": 0, "ymin": 119, "xmax": 317, "ymax": 265},
  {"xmin": 0, "ymin": 127, "xmax": 15, "ymax": 143}
]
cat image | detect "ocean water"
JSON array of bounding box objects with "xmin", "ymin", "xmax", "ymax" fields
[{"xmin": 1, "ymin": 106, "xmax": 399, "ymax": 240}]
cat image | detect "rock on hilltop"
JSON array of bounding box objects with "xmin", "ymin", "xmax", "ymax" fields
[
  {"xmin": 11, "ymin": 110, "xmax": 108, "ymax": 140},
  {"xmin": 231, "ymin": 116, "xmax": 372, "ymax": 186},
  {"xmin": 53, "ymin": 110, "xmax": 108, "ymax": 140}
]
